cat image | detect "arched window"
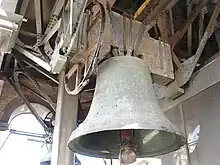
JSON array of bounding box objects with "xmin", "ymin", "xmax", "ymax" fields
[{"xmin": 0, "ymin": 103, "xmax": 51, "ymax": 165}]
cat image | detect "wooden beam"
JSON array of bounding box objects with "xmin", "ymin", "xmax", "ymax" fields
[{"xmin": 168, "ymin": 0, "xmax": 207, "ymax": 49}]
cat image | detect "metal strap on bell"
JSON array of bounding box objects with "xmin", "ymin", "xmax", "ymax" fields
[{"xmin": 68, "ymin": 56, "xmax": 185, "ymax": 160}]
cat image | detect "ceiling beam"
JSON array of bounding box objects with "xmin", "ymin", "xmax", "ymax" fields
[{"xmin": 168, "ymin": 0, "xmax": 208, "ymax": 49}]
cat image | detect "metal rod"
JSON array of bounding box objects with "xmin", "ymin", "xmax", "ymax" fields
[
  {"xmin": 34, "ymin": 0, "xmax": 43, "ymax": 43},
  {"xmin": 122, "ymin": 16, "xmax": 127, "ymax": 54},
  {"xmin": 187, "ymin": 0, "xmax": 192, "ymax": 56},
  {"xmin": 169, "ymin": 9, "xmax": 175, "ymax": 35},
  {"xmin": 9, "ymin": 129, "xmax": 47, "ymax": 138},
  {"xmin": 129, "ymin": 18, "xmax": 133, "ymax": 49},
  {"xmin": 199, "ymin": 13, "xmax": 204, "ymax": 42},
  {"xmin": 0, "ymin": 132, "xmax": 11, "ymax": 150},
  {"xmin": 80, "ymin": 13, "xmax": 86, "ymax": 46},
  {"xmin": 180, "ymin": 103, "xmax": 191, "ymax": 165},
  {"xmin": 69, "ymin": 0, "xmax": 74, "ymax": 35}
]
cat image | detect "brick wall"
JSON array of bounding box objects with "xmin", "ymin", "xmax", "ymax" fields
[{"xmin": 0, "ymin": 78, "xmax": 57, "ymax": 122}]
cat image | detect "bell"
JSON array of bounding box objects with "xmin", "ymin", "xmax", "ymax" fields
[{"xmin": 68, "ymin": 56, "xmax": 185, "ymax": 161}]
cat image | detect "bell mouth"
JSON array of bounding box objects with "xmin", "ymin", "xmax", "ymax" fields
[{"xmin": 68, "ymin": 129, "xmax": 186, "ymax": 159}]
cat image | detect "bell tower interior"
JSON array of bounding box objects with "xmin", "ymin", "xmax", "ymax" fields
[{"xmin": 0, "ymin": 0, "xmax": 219, "ymax": 165}]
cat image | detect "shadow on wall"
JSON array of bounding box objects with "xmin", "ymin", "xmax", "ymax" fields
[{"xmin": 162, "ymin": 82, "xmax": 220, "ymax": 165}]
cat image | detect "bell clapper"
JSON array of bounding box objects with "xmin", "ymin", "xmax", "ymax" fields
[{"xmin": 119, "ymin": 130, "xmax": 137, "ymax": 165}]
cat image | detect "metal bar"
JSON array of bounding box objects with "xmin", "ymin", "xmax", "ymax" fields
[
  {"xmin": 199, "ymin": 13, "xmax": 204, "ymax": 42},
  {"xmin": 168, "ymin": 0, "xmax": 207, "ymax": 49},
  {"xmin": 44, "ymin": 0, "xmax": 65, "ymax": 34},
  {"xmin": 159, "ymin": 52, "xmax": 220, "ymax": 111},
  {"xmin": 14, "ymin": 45, "xmax": 51, "ymax": 72},
  {"xmin": 187, "ymin": 0, "xmax": 192, "ymax": 56},
  {"xmin": 110, "ymin": 159, "xmax": 113, "ymax": 165},
  {"xmin": 9, "ymin": 129, "xmax": 47, "ymax": 138},
  {"xmin": 39, "ymin": 19, "xmax": 62, "ymax": 46},
  {"xmin": 169, "ymin": 9, "xmax": 174, "ymax": 35},
  {"xmin": 62, "ymin": 0, "xmax": 88, "ymax": 56},
  {"xmin": 122, "ymin": 16, "xmax": 127, "ymax": 53},
  {"xmin": 27, "ymin": 138, "xmax": 49, "ymax": 143},
  {"xmin": 69, "ymin": 0, "xmax": 74, "ymax": 35},
  {"xmin": 22, "ymin": 57, "xmax": 59, "ymax": 84},
  {"xmin": 172, "ymin": 51, "xmax": 182, "ymax": 69},
  {"xmin": 128, "ymin": 18, "xmax": 133, "ymax": 50},
  {"xmin": 0, "ymin": 132, "xmax": 11, "ymax": 150},
  {"xmin": 20, "ymin": 30, "xmax": 37, "ymax": 38},
  {"xmin": 51, "ymin": 71, "xmax": 78, "ymax": 165},
  {"xmin": 180, "ymin": 104, "xmax": 191, "ymax": 165},
  {"xmin": 34, "ymin": 0, "xmax": 43, "ymax": 43},
  {"xmin": 80, "ymin": 13, "xmax": 86, "ymax": 46},
  {"xmin": 83, "ymin": 12, "xmax": 89, "ymax": 50}
]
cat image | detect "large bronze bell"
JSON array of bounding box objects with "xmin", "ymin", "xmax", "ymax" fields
[{"xmin": 68, "ymin": 56, "xmax": 185, "ymax": 161}]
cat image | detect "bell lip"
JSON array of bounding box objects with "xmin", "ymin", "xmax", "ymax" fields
[
  {"xmin": 68, "ymin": 128, "xmax": 186, "ymax": 159},
  {"xmin": 68, "ymin": 124, "xmax": 185, "ymax": 143}
]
